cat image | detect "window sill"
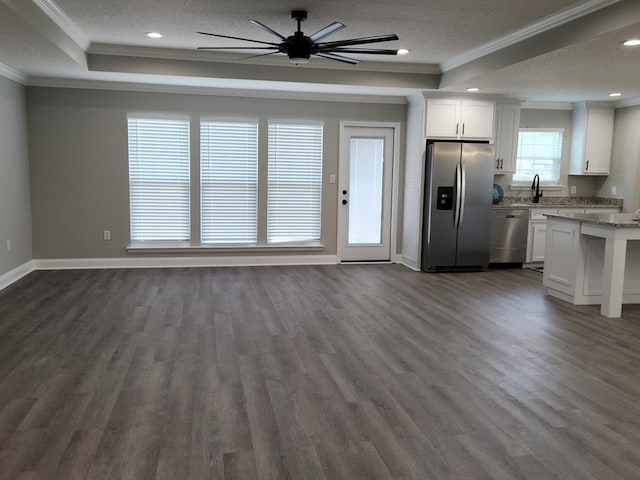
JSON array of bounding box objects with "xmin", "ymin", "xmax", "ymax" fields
[
  {"xmin": 509, "ymin": 184, "xmax": 564, "ymax": 191},
  {"xmin": 127, "ymin": 241, "xmax": 324, "ymax": 254}
]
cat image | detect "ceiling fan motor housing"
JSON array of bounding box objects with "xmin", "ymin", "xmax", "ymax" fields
[{"xmin": 285, "ymin": 32, "xmax": 314, "ymax": 61}]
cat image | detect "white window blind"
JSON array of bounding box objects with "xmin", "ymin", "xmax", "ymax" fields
[
  {"xmin": 200, "ymin": 121, "xmax": 258, "ymax": 244},
  {"xmin": 514, "ymin": 128, "xmax": 564, "ymax": 184},
  {"xmin": 128, "ymin": 117, "xmax": 190, "ymax": 241},
  {"xmin": 267, "ymin": 123, "xmax": 323, "ymax": 243}
]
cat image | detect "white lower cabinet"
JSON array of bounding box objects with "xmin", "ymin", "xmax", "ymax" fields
[
  {"xmin": 526, "ymin": 209, "xmax": 556, "ymax": 263},
  {"xmin": 527, "ymin": 222, "xmax": 548, "ymax": 263},
  {"xmin": 526, "ymin": 207, "xmax": 620, "ymax": 264},
  {"xmin": 543, "ymin": 219, "xmax": 580, "ymax": 295}
]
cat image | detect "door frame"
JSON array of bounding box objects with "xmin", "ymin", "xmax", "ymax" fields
[{"xmin": 337, "ymin": 121, "xmax": 401, "ymax": 263}]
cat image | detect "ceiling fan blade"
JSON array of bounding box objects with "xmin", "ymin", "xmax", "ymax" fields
[
  {"xmin": 238, "ymin": 51, "xmax": 281, "ymax": 61},
  {"xmin": 249, "ymin": 20, "xmax": 287, "ymax": 41},
  {"xmin": 197, "ymin": 46, "xmax": 278, "ymax": 50},
  {"xmin": 315, "ymin": 52, "xmax": 360, "ymax": 65},
  {"xmin": 197, "ymin": 31, "xmax": 279, "ymax": 46},
  {"xmin": 330, "ymin": 48, "xmax": 399, "ymax": 55},
  {"xmin": 316, "ymin": 34, "xmax": 399, "ymax": 49},
  {"xmin": 309, "ymin": 22, "xmax": 346, "ymax": 42}
]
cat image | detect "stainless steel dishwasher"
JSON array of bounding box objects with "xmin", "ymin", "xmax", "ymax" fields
[{"xmin": 490, "ymin": 208, "xmax": 529, "ymax": 264}]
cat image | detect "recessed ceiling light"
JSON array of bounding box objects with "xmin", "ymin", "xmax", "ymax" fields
[
  {"xmin": 623, "ymin": 39, "xmax": 640, "ymax": 46},
  {"xmin": 467, "ymin": 87, "xmax": 480, "ymax": 92},
  {"xmin": 609, "ymin": 92, "xmax": 622, "ymax": 97},
  {"xmin": 146, "ymin": 32, "xmax": 163, "ymax": 39},
  {"xmin": 397, "ymin": 48, "xmax": 410, "ymax": 55}
]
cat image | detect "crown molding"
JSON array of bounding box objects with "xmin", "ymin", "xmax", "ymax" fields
[
  {"xmin": 441, "ymin": 0, "xmax": 621, "ymax": 72},
  {"xmin": 0, "ymin": 62, "xmax": 27, "ymax": 84},
  {"xmin": 32, "ymin": 0, "xmax": 89, "ymax": 49},
  {"xmin": 25, "ymin": 77, "xmax": 409, "ymax": 104},
  {"xmin": 614, "ymin": 97, "xmax": 640, "ymax": 109},
  {"xmin": 521, "ymin": 101, "xmax": 574, "ymax": 110}
]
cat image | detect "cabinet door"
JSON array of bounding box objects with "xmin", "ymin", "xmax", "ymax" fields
[
  {"xmin": 584, "ymin": 109, "xmax": 613, "ymax": 174},
  {"xmin": 426, "ymin": 99, "xmax": 460, "ymax": 138},
  {"xmin": 495, "ymin": 104, "xmax": 520, "ymax": 173},
  {"xmin": 460, "ymin": 100, "xmax": 494, "ymax": 139},
  {"xmin": 527, "ymin": 222, "xmax": 547, "ymax": 263}
]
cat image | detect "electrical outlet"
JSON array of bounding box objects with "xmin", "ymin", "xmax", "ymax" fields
[
  {"xmin": 611, "ymin": 186, "xmax": 617, "ymax": 196},
  {"xmin": 570, "ymin": 185, "xmax": 577, "ymax": 194},
  {"xmin": 6, "ymin": 240, "xmax": 10, "ymax": 251},
  {"xmin": 103, "ymin": 230, "xmax": 111, "ymax": 241}
]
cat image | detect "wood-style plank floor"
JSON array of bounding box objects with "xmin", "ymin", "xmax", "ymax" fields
[{"xmin": 1, "ymin": 264, "xmax": 640, "ymax": 479}]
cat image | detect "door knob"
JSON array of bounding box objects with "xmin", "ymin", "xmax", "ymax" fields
[
  {"xmin": 342, "ymin": 190, "xmax": 347, "ymax": 195},
  {"xmin": 342, "ymin": 199, "xmax": 348, "ymax": 205}
]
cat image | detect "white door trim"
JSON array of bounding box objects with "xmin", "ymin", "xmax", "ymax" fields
[{"xmin": 337, "ymin": 121, "xmax": 401, "ymax": 263}]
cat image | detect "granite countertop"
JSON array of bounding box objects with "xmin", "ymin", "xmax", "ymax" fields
[
  {"xmin": 545, "ymin": 212, "xmax": 640, "ymax": 228},
  {"xmin": 493, "ymin": 196, "xmax": 623, "ymax": 210}
]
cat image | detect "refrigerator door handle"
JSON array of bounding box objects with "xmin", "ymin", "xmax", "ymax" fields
[
  {"xmin": 459, "ymin": 162, "xmax": 466, "ymax": 227},
  {"xmin": 454, "ymin": 163, "xmax": 461, "ymax": 227}
]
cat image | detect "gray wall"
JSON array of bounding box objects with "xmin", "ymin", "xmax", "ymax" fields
[
  {"xmin": 597, "ymin": 105, "xmax": 640, "ymax": 212},
  {"xmin": 0, "ymin": 76, "xmax": 32, "ymax": 276},
  {"xmin": 493, "ymin": 108, "xmax": 600, "ymax": 198},
  {"xmin": 27, "ymin": 87, "xmax": 406, "ymax": 259}
]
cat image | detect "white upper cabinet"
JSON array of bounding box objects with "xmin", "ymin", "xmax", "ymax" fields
[
  {"xmin": 493, "ymin": 103, "xmax": 521, "ymax": 173},
  {"xmin": 569, "ymin": 102, "xmax": 614, "ymax": 175},
  {"xmin": 426, "ymin": 99, "xmax": 495, "ymax": 140}
]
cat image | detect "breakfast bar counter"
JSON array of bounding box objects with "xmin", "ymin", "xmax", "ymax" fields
[{"xmin": 542, "ymin": 212, "xmax": 640, "ymax": 318}]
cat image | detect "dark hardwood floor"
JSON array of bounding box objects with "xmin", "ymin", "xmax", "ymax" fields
[{"xmin": 1, "ymin": 264, "xmax": 640, "ymax": 479}]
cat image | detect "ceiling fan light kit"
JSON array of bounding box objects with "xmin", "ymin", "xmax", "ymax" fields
[{"xmin": 197, "ymin": 10, "xmax": 399, "ymax": 65}]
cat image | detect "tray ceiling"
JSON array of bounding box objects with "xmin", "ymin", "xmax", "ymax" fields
[{"xmin": 2, "ymin": 0, "xmax": 640, "ymax": 103}]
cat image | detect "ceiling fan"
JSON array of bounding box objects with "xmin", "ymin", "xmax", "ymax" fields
[{"xmin": 197, "ymin": 10, "xmax": 399, "ymax": 65}]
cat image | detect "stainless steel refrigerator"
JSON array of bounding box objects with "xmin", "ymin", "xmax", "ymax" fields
[{"xmin": 421, "ymin": 142, "xmax": 494, "ymax": 272}]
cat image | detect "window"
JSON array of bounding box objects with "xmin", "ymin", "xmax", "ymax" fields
[
  {"xmin": 267, "ymin": 122, "xmax": 323, "ymax": 243},
  {"xmin": 128, "ymin": 117, "xmax": 190, "ymax": 241},
  {"xmin": 200, "ymin": 120, "xmax": 258, "ymax": 244},
  {"xmin": 514, "ymin": 128, "xmax": 563, "ymax": 184}
]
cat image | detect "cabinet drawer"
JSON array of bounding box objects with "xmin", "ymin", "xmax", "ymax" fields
[
  {"xmin": 530, "ymin": 209, "xmax": 557, "ymax": 221},
  {"xmin": 557, "ymin": 208, "xmax": 585, "ymax": 215},
  {"xmin": 585, "ymin": 208, "xmax": 619, "ymax": 214}
]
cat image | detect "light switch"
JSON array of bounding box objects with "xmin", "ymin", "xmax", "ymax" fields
[{"xmin": 329, "ymin": 174, "xmax": 336, "ymax": 184}]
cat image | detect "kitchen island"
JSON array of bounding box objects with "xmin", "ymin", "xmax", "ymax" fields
[{"xmin": 543, "ymin": 212, "xmax": 640, "ymax": 318}]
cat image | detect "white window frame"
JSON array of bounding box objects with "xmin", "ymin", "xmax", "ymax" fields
[
  {"xmin": 513, "ymin": 128, "xmax": 564, "ymax": 185},
  {"xmin": 200, "ymin": 119, "xmax": 259, "ymax": 245},
  {"xmin": 127, "ymin": 115, "xmax": 191, "ymax": 242},
  {"xmin": 267, "ymin": 120, "xmax": 324, "ymax": 245}
]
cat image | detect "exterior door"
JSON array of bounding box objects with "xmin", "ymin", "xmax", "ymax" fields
[{"xmin": 339, "ymin": 127, "xmax": 394, "ymax": 261}]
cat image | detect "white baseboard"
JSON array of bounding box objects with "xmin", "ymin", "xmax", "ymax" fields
[
  {"xmin": 0, "ymin": 260, "xmax": 36, "ymax": 292},
  {"xmin": 33, "ymin": 254, "xmax": 339, "ymax": 270},
  {"xmin": 398, "ymin": 255, "xmax": 420, "ymax": 271}
]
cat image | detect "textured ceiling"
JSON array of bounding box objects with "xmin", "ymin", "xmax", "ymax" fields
[
  {"xmin": 453, "ymin": 21, "xmax": 640, "ymax": 102},
  {"xmin": 2, "ymin": 0, "xmax": 640, "ymax": 103},
  {"xmin": 0, "ymin": 3, "xmax": 83, "ymax": 77},
  {"xmin": 54, "ymin": 0, "xmax": 580, "ymax": 63}
]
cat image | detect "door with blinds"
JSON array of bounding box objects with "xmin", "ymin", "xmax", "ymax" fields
[{"xmin": 338, "ymin": 126, "xmax": 394, "ymax": 261}]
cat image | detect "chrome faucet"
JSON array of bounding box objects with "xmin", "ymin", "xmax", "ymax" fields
[{"xmin": 531, "ymin": 174, "xmax": 543, "ymax": 203}]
